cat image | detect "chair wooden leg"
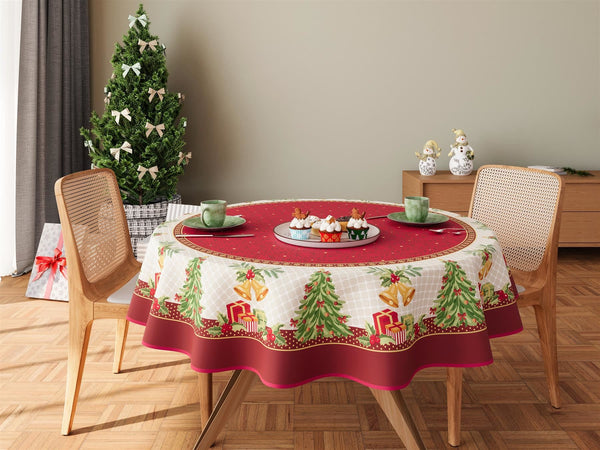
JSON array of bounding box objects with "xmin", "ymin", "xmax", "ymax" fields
[
  {"xmin": 193, "ymin": 370, "xmax": 256, "ymax": 450},
  {"xmin": 447, "ymin": 367, "xmax": 463, "ymax": 447},
  {"xmin": 113, "ymin": 319, "xmax": 129, "ymax": 374},
  {"xmin": 62, "ymin": 319, "xmax": 93, "ymax": 435},
  {"xmin": 369, "ymin": 388, "xmax": 425, "ymax": 450},
  {"xmin": 198, "ymin": 372, "xmax": 213, "ymax": 428},
  {"xmin": 533, "ymin": 302, "xmax": 560, "ymax": 408}
]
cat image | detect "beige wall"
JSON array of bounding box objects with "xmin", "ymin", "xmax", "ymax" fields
[{"xmin": 90, "ymin": 0, "xmax": 600, "ymax": 204}]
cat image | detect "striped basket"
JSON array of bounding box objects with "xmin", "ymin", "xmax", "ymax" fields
[{"xmin": 124, "ymin": 194, "xmax": 181, "ymax": 257}]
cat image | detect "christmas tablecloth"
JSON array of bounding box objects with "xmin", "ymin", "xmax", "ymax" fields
[{"xmin": 127, "ymin": 200, "xmax": 522, "ymax": 390}]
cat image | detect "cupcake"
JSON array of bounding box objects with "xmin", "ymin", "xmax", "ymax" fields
[
  {"xmin": 289, "ymin": 208, "xmax": 312, "ymax": 240},
  {"xmin": 346, "ymin": 208, "xmax": 370, "ymax": 240},
  {"xmin": 311, "ymin": 219, "xmax": 322, "ymax": 236},
  {"xmin": 319, "ymin": 215, "xmax": 343, "ymax": 242}
]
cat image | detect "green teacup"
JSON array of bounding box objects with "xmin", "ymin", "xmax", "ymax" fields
[
  {"xmin": 201, "ymin": 200, "xmax": 227, "ymax": 227},
  {"xmin": 404, "ymin": 196, "xmax": 429, "ymax": 222}
]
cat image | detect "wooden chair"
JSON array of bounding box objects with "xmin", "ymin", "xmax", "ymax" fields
[
  {"xmin": 446, "ymin": 165, "xmax": 563, "ymax": 445},
  {"xmin": 470, "ymin": 165, "xmax": 563, "ymax": 407},
  {"xmin": 55, "ymin": 168, "xmax": 142, "ymax": 435},
  {"xmin": 56, "ymin": 169, "xmax": 213, "ymax": 435}
]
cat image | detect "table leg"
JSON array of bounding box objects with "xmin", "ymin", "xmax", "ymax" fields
[
  {"xmin": 193, "ymin": 370, "xmax": 257, "ymax": 450},
  {"xmin": 198, "ymin": 372, "xmax": 213, "ymax": 428},
  {"xmin": 447, "ymin": 367, "xmax": 463, "ymax": 447},
  {"xmin": 369, "ymin": 387, "xmax": 425, "ymax": 450}
]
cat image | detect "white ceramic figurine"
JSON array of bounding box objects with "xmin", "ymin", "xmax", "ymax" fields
[
  {"xmin": 415, "ymin": 139, "xmax": 441, "ymax": 176},
  {"xmin": 448, "ymin": 128, "xmax": 474, "ymax": 176}
]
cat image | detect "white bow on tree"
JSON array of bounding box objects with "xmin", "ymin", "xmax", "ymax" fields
[
  {"xmin": 128, "ymin": 14, "xmax": 147, "ymax": 28},
  {"xmin": 122, "ymin": 62, "xmax": 141, "ymax": 77},
  {"xmin": 178, "ymin": 151, "xmax": 192, "ymax": 165},
  {"xmin": 145, "ymin": 122, "xmax": 165, "ymax": 137},
  {"xmin": 111, "ymin": 108, "xmax": 132, "ymax": 124},
  {"xmin": 137, "ymin": 165, "xmax": 158, "ymax": 180},
  {"xmin": 138, "ymin": 39, "xmax": 158, "ymax": 53},
  {"xmin": 148, "ymin": 87, "xmax": 165, "ymax": 102},
  {"xmin": 110, "ymin": 141, "xmax": 133, "ymax": 161}
]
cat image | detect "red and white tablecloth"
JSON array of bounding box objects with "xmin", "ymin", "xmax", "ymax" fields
[{"xmin": 127, "ymin": 200, "xmax": 522, "ymax": 390}]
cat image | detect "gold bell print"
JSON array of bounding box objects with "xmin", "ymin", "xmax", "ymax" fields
[
  {"xmin": 478, "ymin": 258, "xmax": 492, "ymax": 280},
  {"xmin": 234, "ymin": 279, "xmax": 252, "ymax": 301},
  {"xmin": 250, "ymin": 279, "xmax": 269, "ymax": 302},
  {"xmin": 379, "ymin": 283, "xmax": 399, "ymax": 308},
  {"xmin": 396, "ymin": 282, "xmax": 416, "ymax": 306}
]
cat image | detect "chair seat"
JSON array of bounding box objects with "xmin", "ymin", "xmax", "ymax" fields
[{"xmin": 107, "ymin": 273, "xmax": 140, "ymax": 304}]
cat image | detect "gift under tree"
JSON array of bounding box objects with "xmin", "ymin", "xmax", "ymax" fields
[{"xmin": 81, "ymin": 4, "xmax": 189, "ymax": 205}]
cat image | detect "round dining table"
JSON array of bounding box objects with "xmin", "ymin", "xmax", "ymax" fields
[{"xmin": 127, "ymin": 199, "xmax": 522, "ymax": 449}]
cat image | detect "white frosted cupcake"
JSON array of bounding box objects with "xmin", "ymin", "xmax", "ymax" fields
[
  {"xmin": 319, "ymin": 215, "xmax": 342, "ymax": 242},
  {"xmin": 346, "ymin": 208, "xmax": 370, "ymax": 240},
  {"xmin": 289, "ymin": 208, "xmax": 312, "ymax": 240}
]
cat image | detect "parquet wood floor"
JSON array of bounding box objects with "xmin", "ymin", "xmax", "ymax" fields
[{"xmin": 1, "ymin": 248, "xmax": 599, "ymax": 449}]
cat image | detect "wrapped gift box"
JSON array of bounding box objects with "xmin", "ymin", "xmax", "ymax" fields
[
  {"xmin": 239, "ymin": 312, "xmax": 258, "ymax": 332},
  {"xmin": 26, "ymin": 223, "xmax": 68, "ymax": 301},
  {"xmin": 226, "ymin": 300, "xmax": 251, "ymax": 323},
  {"xmin": 401, "ymin": 314, "xmax": 415, "ymax": 339},
  {"xmin": 372, "ymin": 309, "xmax": 399, "ymax": 334},
  {"xmin": 385, "ymin": 322, "xmax": 407, "ymax": 345}
]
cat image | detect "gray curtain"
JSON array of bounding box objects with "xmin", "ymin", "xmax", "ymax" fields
[{"xmin": 15, "ymin": 0, "xmax": 90, "ymax": 273}]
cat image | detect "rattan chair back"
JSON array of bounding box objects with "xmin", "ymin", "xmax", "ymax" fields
[
  {"xmin": 55, "ymin": 168, "xmax": 135, "ymax": 296},
  {"xmin": 469, "ymin": 165, "xmax": 562, "ymax": 273}
]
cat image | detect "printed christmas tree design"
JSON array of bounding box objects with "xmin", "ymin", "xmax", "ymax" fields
[
  {"xmin": 81, "ymin": 5, "xmax": 188, "ymax": 205},
  {"xmin": 293, "ymin": 270, "xmax": 352, "ymax": 342},
  {"xmin": 176, "ymin": 257, "xmax": 205, "ymax": 328},
  {"xmin": 432, "ymin": 260, "xmax": 484, "ymax": 328}
]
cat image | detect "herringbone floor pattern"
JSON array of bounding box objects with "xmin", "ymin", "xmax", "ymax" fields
[{"xmin": 1, "ymin": 248, "xmax": 599, "ymax": 449}]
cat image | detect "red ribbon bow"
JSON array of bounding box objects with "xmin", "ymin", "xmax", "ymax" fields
[{"xmin": 33, "ymin": 247, "xmax": 67, "ymax": 281}]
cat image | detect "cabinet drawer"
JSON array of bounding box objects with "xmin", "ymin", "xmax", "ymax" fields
[
  {"xmin": 559, "ymin": 211, "xmax": 600, "ymax": 245},
  {"xmin": 422, "ymin": 184, "xmax": 473, "ymax": 213},
  {"xmin": 562, "ymin": 184, "xmax": 600, "ymax": 211}
]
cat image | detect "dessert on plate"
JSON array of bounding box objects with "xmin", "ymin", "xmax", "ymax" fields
[
  {"xmin": 319, "ymin": 215, "xmax": 342, "ymax": 242},
  {"xmin": 336, "ymin": 216, "xmax": 350, "ymax": 232},
  {"xmin": 289, "ymin": 208, "xmax": 312, "ymax": 240},
  {"xmin": 346, "ymin": 208, "xmax": 369, "ymax": 240}
]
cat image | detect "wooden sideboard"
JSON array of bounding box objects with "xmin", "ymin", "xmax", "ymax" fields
[{"xmin": 402, "ymin": 170, "xmax": 600, "ymax": 247}]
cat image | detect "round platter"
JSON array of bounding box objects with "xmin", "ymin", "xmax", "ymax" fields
[
  {"xmin": 273, "ymin": 222, "xmax": 380, "ymax": 248},
  {"xmin": 182, "ymin": 215, "xmax": 246, "ymax": 231},
  {"xmin": 387, "ymin": 211, "xmax": 449, "ymax": 226}
]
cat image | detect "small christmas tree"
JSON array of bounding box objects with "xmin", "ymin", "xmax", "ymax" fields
[
  {"xmin": 433, "ymin": 261, "xmax": 484, "ymax": 328},
  {"xmin": 293, "ymin": 271, "xmax": 352, "ymax": 342},
  {"xmin": 81, "ymin": 4, "xmax": 189, "ymax": 205}
]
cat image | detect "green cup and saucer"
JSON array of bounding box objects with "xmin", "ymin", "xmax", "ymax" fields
[{"xmin": 182, "ymin": 215, "xmax": 246, "ymax": 231}]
